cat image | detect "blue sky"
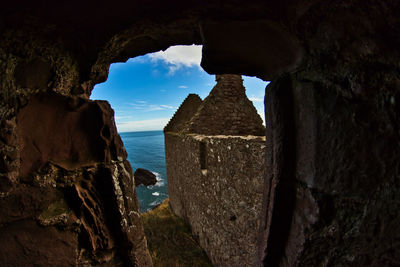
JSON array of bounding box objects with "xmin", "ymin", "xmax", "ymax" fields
[{"xmin": 90, "ymin": 45, "xmax": 268, "ymax": 132}]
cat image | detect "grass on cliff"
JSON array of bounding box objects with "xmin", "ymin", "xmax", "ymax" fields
[{"xmin": 141, "ymin": 198, "xmax": 213, "ymax": 267}]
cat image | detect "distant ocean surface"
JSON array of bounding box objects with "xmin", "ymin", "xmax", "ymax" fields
[{"xmin": 119, "ymin": 131, "xmax": 168, "ymax": 212}]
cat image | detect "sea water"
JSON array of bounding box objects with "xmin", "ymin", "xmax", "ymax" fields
[{"xmin": 119, "ymin": 130, "xmax": 168, "ymax": 212}]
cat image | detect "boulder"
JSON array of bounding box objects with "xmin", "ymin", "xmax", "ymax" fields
[{"xmin": 134, "ymin": 168, "xmax": 157, "ymax": 186}]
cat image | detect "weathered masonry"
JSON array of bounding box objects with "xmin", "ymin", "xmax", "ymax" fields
[
  {"xmin": 1, "ymin": 1, "xmax": 399, "ymax": 266},
  {"xmin": 164, "ymin": 75, "xmax": 266, "ymax": 267}
]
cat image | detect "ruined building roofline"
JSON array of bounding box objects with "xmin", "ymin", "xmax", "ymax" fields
[
  {"xmin": 182, "ymin": 74, "xmax": 265, "ymax": 136},
  {"xmin": 163, "ymin": 93, "xmax": 203, "ymax": 133},
  {"xmin": 166, "ymin": 131, "xmax": 267, "ymax": 141},
  {"xmin": 165, "ymin": 74, "xmax": 265, "ymax": 136}
]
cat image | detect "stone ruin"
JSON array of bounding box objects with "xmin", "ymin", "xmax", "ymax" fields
[
  {"xmin": 183, "ymin": 74, "xmax": 265, "ymax": 136},
  {"xmin": 1, "ymin": 1, "xmax": 399, "ymax": 266},
  {"xmin": 164, "ymin": 74, "xmax": 266, "ymax": 266}
]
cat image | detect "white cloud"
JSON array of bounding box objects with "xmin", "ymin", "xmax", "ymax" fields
[
  {"xmin": 129, "ymin": 103, "xmax": 146, "ymax": 110},
  {"xmin": 149, "ymin": 45, "xmax": 202, "ymax": 74},
  {"xmin": 160, "ymin": 105, "xmax": 174, "ymax": 109},
  {"xmin": 147, "ymin": 105, "xmax": 163, "ymax": 111},
  {"xmin": 178, "ymin": 85, "xmax": 188, "ymax": 89},
  {"xmin": 249, "ymin": 96, "xmax": 264, "ymax": 103},
  {"xmin": 145, "ymin": 105, "xmax": 166, "ymax": 111},
  {"xmin": 128, "ymin": 102, "xmax": 174, "ymax": 112},
  {"xmin": 116, "ymin": 118, "xmax": 170, "ymax": 132},
  {"xmin": 256, "ymin": 108, "xmax": 266, "ymax": 126},
  {"xmin": 115, "ymin": 115, "xmax": 133, "ymax": 120},
  {"xmin": 147, "ymin": 104, "xmax": 175, "ymax": 111}
]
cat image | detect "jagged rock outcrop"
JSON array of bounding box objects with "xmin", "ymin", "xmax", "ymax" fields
[
  {"xmin": 1, "ymin": 93, "xmax": 152, "ymax": 266},
  {"xmin": 134, "ymin": 168, "xmax": 157, "ymax": 186},
  {"xmin": 0, "ymin": 1, "xmax": 399, "ymax": 266}
]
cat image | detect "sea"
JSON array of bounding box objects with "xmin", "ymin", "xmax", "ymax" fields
[{"xmin": 119, "ymin": 130, "xmax": 168, "ymax": 212}]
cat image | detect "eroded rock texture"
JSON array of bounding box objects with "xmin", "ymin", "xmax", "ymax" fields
[
  {"xmin": 1, "ymin": 93, "xmax": 151, "ymax": 266},
  {"xmin": 258, "ymin": 3, "xmax": 400, "ymax": 265},
  {"xmin": 134, "ymin": 168, "xmax": 157, "ymax": 187},
  {"xmin": 0, "ymin": 0, "xmax": 399, "ymax": 266}
]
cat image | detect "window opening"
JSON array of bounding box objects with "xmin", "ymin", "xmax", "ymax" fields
[{"xmin": 200, "ymin": 141, "xmax": 207, "ymax": 172}]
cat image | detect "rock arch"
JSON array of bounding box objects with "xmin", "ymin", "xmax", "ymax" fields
[{"xmin": 0, "ymin": 1, "xmax": 399, "ymax": 266}]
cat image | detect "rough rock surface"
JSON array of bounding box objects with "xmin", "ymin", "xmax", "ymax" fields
[
  {"xmin": 0, "ymin": 0, "xmax": 399, "ymax": 266},
  {"xmin": 0, "ymin": 92, "xmax": 152, "ymax": 266},
  {"xmin": 134, "ymin": 168, "xmax": 157, "ymax": 187}
]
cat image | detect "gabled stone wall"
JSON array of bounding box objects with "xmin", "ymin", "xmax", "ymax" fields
[
  {"xmin": 164, "ymin": 94, "xmax": 202, "ymax": 133},
  {"xmin": 1, "ymin": 1, "xmax": 399, "ymax": 266},
  {"xmin": 184, "ymin": 75, "xmax": 265, "ymax": 136},
  {"xmin": 165, "ymin": 74, "xmax": 267, "ymax": 266},
  {"xmin": 165, "ymin": 132, "xmax": 266, "ymax": 267}
]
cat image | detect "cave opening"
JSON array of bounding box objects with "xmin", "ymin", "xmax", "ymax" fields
[
  {"xmin": 90, "ymin": 45, "xmax": 268, "ymax": 213},
  {"xmin": 89, "ymin": 45, "xmax": 269, "ymax": 265},
  {"xmin": 2, "ymin": 2, "xmax": 397, "ymax": 266}
]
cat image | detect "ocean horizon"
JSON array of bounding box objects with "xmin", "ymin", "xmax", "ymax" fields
[{"xmin": 119, "ymin": 130, "xmax": 168, "ymax": 212}]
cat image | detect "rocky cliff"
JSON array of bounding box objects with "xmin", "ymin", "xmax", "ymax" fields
[{"xmin": 1, "ymin": 93, "xmax": 151, "ymax": 265}]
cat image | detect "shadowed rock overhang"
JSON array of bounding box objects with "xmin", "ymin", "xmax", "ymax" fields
[{"xmin": 0, "ymin": 0, "xmax": 399, "ymax": 266}]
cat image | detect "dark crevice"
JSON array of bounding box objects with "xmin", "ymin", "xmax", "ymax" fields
[
  {"xmin": 63, "ymin": 186, "xmax": 83, "ymax": 219},
  {"xmin": 63, "ymin": 168, "xmax": 134, "ymax": 266},
  {"xmin": 114, "ymin": 162, "xmax": 133, "ymax": 226},
  {"xmin": 94, "ymin": 166, "xmax": 134, "ymax": 266},
  {"xmin": 263, "ymin": 75, "xmax": 297, "ymax": 266},
  {"xmin": 200, "ymin": 141, "xmax": 207, "ymax": 170}
]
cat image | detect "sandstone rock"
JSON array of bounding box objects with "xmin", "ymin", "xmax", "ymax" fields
[
  {"xmin": 0, "ymin": 220, "xmax": 78, "ymax": 266},
  {"xmin": 134, "ymin": 168, "xmax": 157, "ymax": 186},
  {"xmin": 0, "ymin": 1, "xmax": 399, "ymax": 266},
  {"xmin": 0, "ymin": 92, "xmax": 152, "ymax": 266},
  {"xmin": 17, "ymin": 93, "xmax": 126, "ymax": 179}
]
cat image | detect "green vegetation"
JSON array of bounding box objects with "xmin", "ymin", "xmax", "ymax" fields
[
  {"xmin": 39, "ymin": 198, "xmax": 69, "ymax": 219},
  {"xmin": 141, "ymin": 199, "xmax": 213, "ymax": 267}
]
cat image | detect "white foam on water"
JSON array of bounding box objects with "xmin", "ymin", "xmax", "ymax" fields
[
  {"xmin": 149, "ymin": 200, "xmax": 161, "ymax": 206},
  {"xmin": 152, "ymin": 192, "xmax": 160, "ymax": 196},
  {"xmin": 155, "ymin": 181, "xmax": 165, "ymax": 187},
  {"xmin": 147, "ymin": 171, "xmax": 164, "ymax": 188},
  {"xmin": 153, "ymin": 172, "xmax": 161, "ymax": 180}
]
